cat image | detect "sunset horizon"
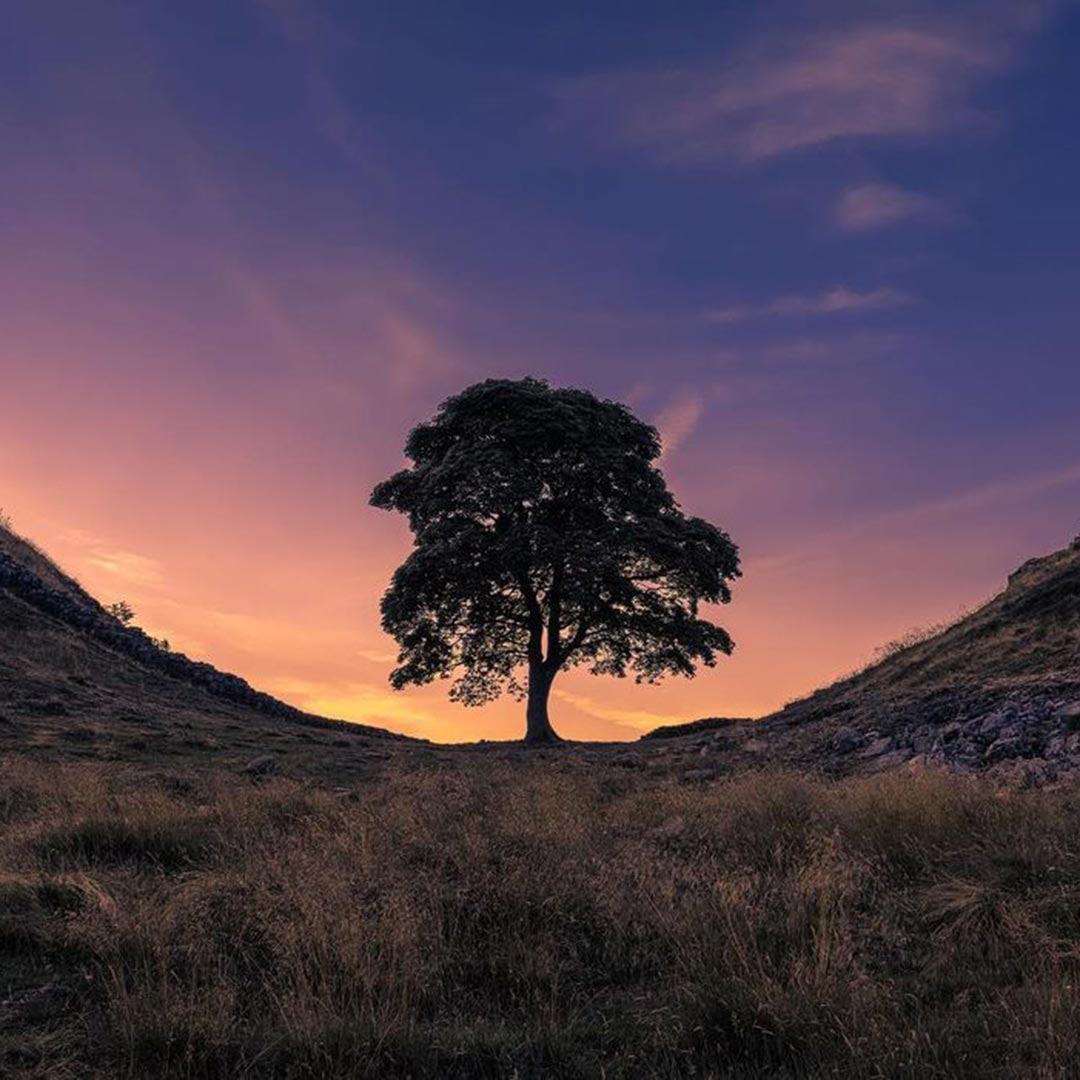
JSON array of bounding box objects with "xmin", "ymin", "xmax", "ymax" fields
[
  {"xmin": 7, "ymin": 6, "xmax": 1080, "ymax": 1076},
  {"xmin": 4, "ymin": 1, "xmax": 1080, "ymax": 742}
]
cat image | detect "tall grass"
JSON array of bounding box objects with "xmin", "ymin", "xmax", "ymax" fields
[{"xmin": 3, "ymin": 755, "xmax": 1080, "ymax": 1078}]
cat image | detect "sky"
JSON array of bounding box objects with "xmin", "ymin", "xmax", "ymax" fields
[{"xmin": 2, "ymin": 0, "xmax": 1079, "ymax": 742}]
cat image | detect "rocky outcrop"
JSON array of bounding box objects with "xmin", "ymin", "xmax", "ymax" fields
[
  {"xmin": 826, "ymin": 696, "xmax": 1080, "ymax": 778},
  {"xmin": 648, "ymin": 538, "xmax": 1080, "ymax": 780},
  {"xmin": 633, "ymin": 692, "xmax": 1080, "ymax": 784}
]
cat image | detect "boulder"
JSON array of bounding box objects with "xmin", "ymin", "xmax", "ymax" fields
[
  {"xmin": 1056, "ymin": 702, "xmax": 1080, "ymax": 732},
  {"xmin": 983, "ymin": 737, "xmax": 1027, "ymax": 764},
  {"xmin": 977, "ymin": 707, "xmax": 1022, "ymax": 740},
  {"xmin": 242, "ymin": 755, "xmax": 278, "ymax": 778},
  {"xmin": 865, "ymin": 749, "xmax": 912, "ymax": 772},
  {"xmin": 860, "ymin": 735, "xmax": 895, "ymax": 759},
  {"xmin": 830, "ymin": 726, "xmax": 863, "ymax": 754}
]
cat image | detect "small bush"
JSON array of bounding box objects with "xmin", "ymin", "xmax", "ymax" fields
[{"xmin": 105, "ymin": 601, "xmax": 136, "ymax": 626}]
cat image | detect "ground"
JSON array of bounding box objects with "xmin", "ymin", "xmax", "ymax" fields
[
  {"xmin": 5, "ymin": 524, "xmax": 1080, "ymax": 1076},
  {"xmin": 5, "ymin": 744, "xmax": 1080, "ymax": 1079}
]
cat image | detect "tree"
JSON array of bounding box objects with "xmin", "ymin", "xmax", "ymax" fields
[
  {"xmin": 106, "ymin": 600, "xmax": 135, "ymax": 625},
  {"xmin": 370, "ymin": 378, "xmax": 740, "ymax": 743}
]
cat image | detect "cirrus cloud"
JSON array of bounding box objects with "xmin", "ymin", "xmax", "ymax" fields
[
  {"xmin": 655, "ymin": 392, "xmax": 705, "ymax": 459},
  {"xmin": 834, "ymin": 182, "xmax": 943, "ymax": 231},
  {"xmin": 704, "ymin": 285, "xmax": 915, "ymax": 325},
  {"xmin": 554, "ymin": 6, "xmax": 1062, "ymax": 165}
]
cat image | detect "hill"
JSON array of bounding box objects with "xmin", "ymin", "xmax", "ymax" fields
[
  {"xmin": 651, "ymin": 536, "xmax": 1080, "ymax": 780},
  {"xmin": 5, "ymin": 522, "xmax": 1080, "ymax": 1078},
  {"xmin": 0, "ymin": 522, "xmax": 410, "ymax": 783},
  {"xmin": 6, "ymin": 517, "xmax": 1080, "ymax": 782}
]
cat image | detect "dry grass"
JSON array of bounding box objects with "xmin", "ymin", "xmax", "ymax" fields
[
  {"xmin": 828, "ymin": 606, "xmax": 984, "ymax": 690},
  {"xmin": 3, "ymin": 755, "xmax": 1080, "ymax": 1078}
]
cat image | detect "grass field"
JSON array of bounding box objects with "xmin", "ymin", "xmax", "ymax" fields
[{"xmin": 4, "ymin": 754, "xmax": 1080, "ymax": 1078}]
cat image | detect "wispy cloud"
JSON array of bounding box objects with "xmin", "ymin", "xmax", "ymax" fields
[
  {"xmin": 552, "ymin": 689, "xmax": 682, "ymax": 734},
  {"xmin": 555, "ymin": 8, "xmax": 1058, "ymax": 165},
  {"xmin": 756, "ymin": 462, "xmax": 1080, "ymax": 573},
  {"xmin": 207, "ymin": 248, "xmax": 462, "ymax": 399},
  {"xmin": 84, "ymin": 549, "xmax": 163, "ymax": 587},
  {"xmin": 252, "ymin": 0, "xmax": 389, "ymax": 178},
  {"xmin": 264, "ymin": 676, "xmax": 442, "ymax": 737},
  {"xmin": 58, "ymin": 526, "xmax": 164, "ymax": 590},
  {"xmin": 357, "ymin": 647, "xmax": 398, "ymax": 665},
  {"xmin": 655, "ymin": 393, "xmax": 704, "ymax": 459},
  {"xmin": 834, "ymin": 182, "xmax": 942, "ymax": 231},
  {"xmin": 704, "ymin": 285, "xmax": 915, "ymax": 325}
]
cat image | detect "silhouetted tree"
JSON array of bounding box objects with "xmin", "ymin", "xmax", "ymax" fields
[
  {"xmin": 371, "ymin": 378, "xmax": 740, "ymax": 743},
  {"xmin": 106, "ymin": 600, "xmax": 135, "ymax": 625}
]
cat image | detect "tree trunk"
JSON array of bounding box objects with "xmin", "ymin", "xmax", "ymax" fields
[{"xmin": 524, "ymin": 663, "xmax": 561, "ymax": 744}]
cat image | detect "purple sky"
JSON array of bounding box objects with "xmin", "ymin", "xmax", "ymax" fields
[{"xmin": 2, "ymin": 0, "xmax": 1079, "ymax": 740}]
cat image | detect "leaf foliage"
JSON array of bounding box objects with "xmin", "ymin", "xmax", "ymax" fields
[{"xmin": 371, "ymin": 378, "xmax": 740, "ymax": 705}]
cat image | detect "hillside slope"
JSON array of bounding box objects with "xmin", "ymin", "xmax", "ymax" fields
[
  {"xmin": 6, "ymin": 517, "xmax": 1080, "ymax": 782},
  {"xmin": 0, "ymin": 523, "xmax": 410, "ymax": 781},
  {"xmin": 649, "ymin": 537, "xmax": 1080, "ymax": 779}
]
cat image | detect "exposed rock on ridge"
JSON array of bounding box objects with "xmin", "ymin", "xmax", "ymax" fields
[{"xmin": 650, "ymin": 537, "xmax": 1080, "ymax": 779}]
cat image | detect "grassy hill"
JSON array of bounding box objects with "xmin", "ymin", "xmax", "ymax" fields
[
  {"xmin": 650, "ymin": 537, "xmax": 1080, "ymax": 780},
  {"xmin": 775, "ymin": 538, "xmax": 1080, "ymax": 725},
  {"xmin": 0, "ymin": 521, "xmax": 408, "ymax": 786},
  {"xmin": 4, "ymin": 522, "xmax": 1080, "ymax": 1077}
]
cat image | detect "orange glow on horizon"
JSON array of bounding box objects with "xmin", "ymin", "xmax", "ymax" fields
[
  {"xmin": 4, "ymin": 0, "xmax": 1078, "ymax": 741},
  {"xmin": 5, "ymin": 451, "xmax": 1078, "ymax": 743}
]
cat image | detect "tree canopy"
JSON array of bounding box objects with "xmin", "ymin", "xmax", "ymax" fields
[{"xmin": 370, "ymin": 377, "xmax": 740, "ymax": 742}]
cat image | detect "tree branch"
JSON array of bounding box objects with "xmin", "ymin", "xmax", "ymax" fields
[
  {"xmin": 558, "ymin": 613, "xmax": 594, "ymax": 666},
  {"xmin": 544, "ymin": 562, "xmax": 564, "ymax": 669},
  {"xmin": 513, "ymin": 569, "xmax": 544, "ymax": 665}
]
